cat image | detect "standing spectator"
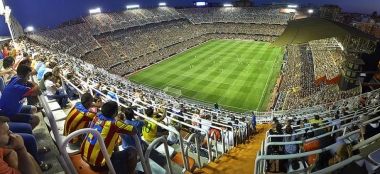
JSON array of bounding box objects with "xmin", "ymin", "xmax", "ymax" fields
[
  {"xmin": 120, "ymin": 107, "xmax": 148, "ymax": 150},
  {"xmin": 142, "ymin": 107, "xmax": 166, "ymax": 142},
  {"xmin": 81, "ymin": 101, "xmax": 138, "ymax": 174},
  {"xmin": 214, "ymin": 102, "xmax": 219, "ymax": 112},
  {"xmin": 0, "ymin": 65, "xmax": 41, "ymax": 129},
  {"xmin": 310, "ymin": 115, "xmax": 323, "ymax": 126},
  {"xmin": 251, "ymin": 111, "xmax": 257, "ymax": 133}
]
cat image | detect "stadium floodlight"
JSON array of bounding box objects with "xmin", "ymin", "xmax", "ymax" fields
[
  {"xmin": 126, "ymin": 5, "xmax": 140, "ymax": 9},
  {"xmin": 159, "ymin": 2, "xmax": 166, "ymax": 7},
  {"xmin": 308, "ymin": 9, "xmax": 314, "ymax": 13},
  {"xmin": 195, "ymin": 2, "xmax": 207, "ymax": 6},
  {"xmin": 287, "ymin": 5, "xmax": 298, "ymax": 8},
  {"xmin": 25, "ymin": 26, "xmax": 34, "ymax": 32},
  {"xmin": 223, "ymin": 4, "xmax": 233, "ymax": 7},
  {"xmin": 89, "ymin": 8, "xmax": 101, "ymax": 14}
]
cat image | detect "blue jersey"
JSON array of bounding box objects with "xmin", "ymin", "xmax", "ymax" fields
[
  {"xmin": 251, "ymin": 115, "xmax": 256, "ymax": 128},
  {"xmin": 0, "ymin": 76, "xmax": 33, "ymax": 116},
  {"xmin": 37, "ymin": 65, "xmax": 46, "ymax": 80},
  {"xmin": 120, "ymin": 119, "xmax": 144, "ymax": 149}
]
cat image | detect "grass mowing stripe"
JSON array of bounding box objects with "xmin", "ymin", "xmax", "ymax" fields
[{"xmin": 128, "ymin": 40, "xmax": 283, "ymax": 113}]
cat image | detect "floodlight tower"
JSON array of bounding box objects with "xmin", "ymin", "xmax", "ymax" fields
[{"xmin": 0, "ymin": 0, "xmax": 15, "ymax": 42}]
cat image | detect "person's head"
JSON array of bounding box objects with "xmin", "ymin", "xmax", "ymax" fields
[
  {"xmin": 52, "ymin": 67, "xmax": 60, "ymax": 76},
  {"xmin": 101, "ymin": 101, "xmax": 119, "ymax": 118},
  {"xmin": 205, "ymin": 115, "xmax": 211, "ymax": 120},
  {"xmin": 81, "ymin": 93, "xmax": 94, "ymax": 109},
  {"xmin": 43, "ymin": 72, "xmax": 54, "ymax": 81},
  {"xmin": 66, "ymin": 73, "xmax": 74, "ymax": 80},
  {"xmin": 3, "ymin": 56, "xmax": 15, "ymax": 69},
  {"xmin": 0, "ymin": 116, "xmax": 11, "ymax": 146},
  {"xmin": 285, "ymin": 125, "xmax": 293, "ymax": 134},
  {"xmin": 19, "ymin": 58, "xmax": 32, "ymax": 67},
  {"xmin": 306, "ymin": 131, "xmax": 315, "ymax": 139},
  {"xmin": 275, "ymin": 123, "xmax": 282, "ymax": 133},
  {"xmin": 124, "ymin": 107, "xmax": 135, "ymax": 121},
  {"xmin": 314, "ymin": 115, "xmax": 320, "ymax": 120},
  {"xmin": 303, "ymin": 119, "xmax": 308, "ymax": 123},
  {"xmin": 334, "ymin": 114, "xmax": 340, "ymax": 120},
  {"xmin": 17, "ymin": 64, "xmax": 32, "ymax": 82},
  {"xmin": 145, "ymin": 107, "xmax": 154, "ymax": 117}
]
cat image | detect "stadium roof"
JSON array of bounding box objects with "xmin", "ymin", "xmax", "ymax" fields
[{"xmin": 271, "ymin": 17, "xmax": 378, "ymax": 47}]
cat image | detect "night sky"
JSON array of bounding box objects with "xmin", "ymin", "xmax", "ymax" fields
[{"xmin": 0, "ymin": 0, "xmax": 379, "ymax": 36}]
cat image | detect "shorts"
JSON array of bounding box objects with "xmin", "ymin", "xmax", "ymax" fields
[
  {"xmin": 90, "ymin": 147, "xmax": 135, "ymax": 173},
  {"xmin": 9, "ymin": 113, "xmax": 33, "ymax": 124},
  {"xmin": 20, "ymin": 105, "xmax": 33, "ymax": 114}
]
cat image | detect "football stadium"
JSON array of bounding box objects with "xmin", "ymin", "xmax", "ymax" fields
[{"xmin": 0, "ymin": 1, "xmax": 380, "ymax": 174}]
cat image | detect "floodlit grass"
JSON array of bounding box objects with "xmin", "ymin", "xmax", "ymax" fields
[{"xmin": 128, "ymin": 40, "xmax": 283, "ymax": 113}]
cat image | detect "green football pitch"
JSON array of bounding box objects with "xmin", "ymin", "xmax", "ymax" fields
[{"xmin": 128, "ymin": 40, "xmax": 284, "ymax": 113}]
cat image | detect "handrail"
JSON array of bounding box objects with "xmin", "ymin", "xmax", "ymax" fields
[
  {"xmin": 60, "ymin": 128, "xmax": 116, "ymax": 174},
  {"xmin": 165, "ymin": 115, "xmax": 213, "ymax": 162},
  {"xmin": 169, "ymin": 111, "xmax": 228, "ymax": 153},
  {"xmin": 132, "ymin": 134, "xmax": 150, "ymax": 174},
  {"xmin": 60, "ymin": 74, "xmax": 85, "ymax": 98},
  {"xmin": 256, "ymin": 132, "xmax": 380, "ymax": 174},
  {"xmin": 144, "ymin": 137, "xmax": 174, "ymax": 174},
  {"xmin": 60, "ymin": 75, "xmax": 191, "ymax": 171},
  {"xmin": 185, "ymin": 133, "xmax": 202, "ymax": 169}
]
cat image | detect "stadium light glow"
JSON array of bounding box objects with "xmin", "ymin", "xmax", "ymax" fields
[
  {"xmin": 126, "ymin": 5, "xmax": 140, "ymax": 9},
  {"xmin": 195, "ymin": 2, "xmax": 207, "ymax": 6},
  {"xmin": 283, "ymin": 9, "xmax": 296, "ymax": 13},
  {"xmin": 89, "ymin": 8, "xmax": 101, "ymax": 14},
  {"xmin": 25, "ymin": 26, "xmax": 34, "ymax": 32},
  {"xmin": 287, "ymin": 5, "xmax": 298, "ymax": 8},
  {"xmin": 159, "ymin": 2, "xmax": 166, "ymax": 7},
  {"xmin": 223, "ymin": 4, "xmax": 233, "ymax": 7},
  {"xmin": 308, "ymin": 9, "xmax": 314, "ymax": 13}
]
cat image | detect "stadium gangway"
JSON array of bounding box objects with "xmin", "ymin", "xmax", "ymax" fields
[
  {"xmin": 259, "ymin": 115, "xmax": 380, "ymax": 174},
  {"xmin": 255, "ymin": 130, "xmax": 380, "ymax": 174},
  {"xmin": 171, "ymin": 111, "xmax": 230, "ymax": 153},
  {"xmin": 78, "ymin": 84, "xmax": 192, "ymax": 172}
]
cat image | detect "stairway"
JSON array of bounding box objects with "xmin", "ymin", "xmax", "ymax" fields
[{"xmin": 187, "ymin": 124, "xmax": 271, "ymax": 174}]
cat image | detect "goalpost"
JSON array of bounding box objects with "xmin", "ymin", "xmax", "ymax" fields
[{"xmin": 163, "ymin": 86, "xmax": 182, "ymax": 98}]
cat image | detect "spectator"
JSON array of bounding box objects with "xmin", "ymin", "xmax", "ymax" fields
[
  {"xmin": 0, "ymin": 65, "xmax": 41, "ymax": 129},
  {"xmin": 251, "ymin": 111, "xmax": 257, "ymax": 133},
  {"xmin": 303, "ymin": 131, "xmax": 320, "ymax": 167},
  {"xmin": 81, "ymin": 101, "xmax": 138, "ymax": 174},
  {"xmin": 310, "ymin": 115, "xmax": 323, "ymax": 126},
  {"xmin": 120, "ymin": 107, "xmax": 148, "ymax": 150},
  {"xmin": 63, "ymin": 93, "xmax": 97, "ymax": 149},
  {"xmin": 214, "ymin": 102, "xmax": 219, "ymax": 112},
  {"xmin": 0, "ymin": 116, "xmax": 43, "ymax": 174},
  {"xmin": 142, "ymin": 106, "xmax": 166, "ymax": 142},
  {"xmin": 44, "ymin": 72, "xmax": 69, "ymax": 109},
  {"xmin": 0, "ymin": 57, "xmax": 16, "ymax": 84}
]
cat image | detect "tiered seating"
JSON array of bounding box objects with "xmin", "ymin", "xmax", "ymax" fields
[{"xmin": 309, "ymin": 38, "xmax": 345, "ymax": 80}]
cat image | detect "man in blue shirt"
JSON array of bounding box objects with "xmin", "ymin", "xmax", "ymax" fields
[
  {"xmin": 0, "ymin": 65, "xmax": 41, "ymax": 129},
  {"xmin": 121, "ymin": 108, "xmax": 147, "ymax": 150},
  {"xmin": 251, "ymin": 111, "xmax": 256, "ymax": 134}
]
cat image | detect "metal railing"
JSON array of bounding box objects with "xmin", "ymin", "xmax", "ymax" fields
[{"xmin": 144, "ymin": 137, "xmax": 174, "ymax": 174}]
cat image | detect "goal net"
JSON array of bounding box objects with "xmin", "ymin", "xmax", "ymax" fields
[{"xmin": 163, "ymin": 87, "xmax": 182, "ymax": 98}]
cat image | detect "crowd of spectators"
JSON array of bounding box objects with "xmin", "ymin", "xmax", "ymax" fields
[{"xmin": 309, "ymin": 39, "xmax": 345, "ymax": 80}]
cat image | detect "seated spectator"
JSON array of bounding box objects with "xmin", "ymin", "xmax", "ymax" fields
[
  {"xmin": 142, "ymin": 106, "xmax": 166, "ymax": 142},
  {"xmin": 36, "ymin": 62, "xmax": 48, "ymax": 81},
  {"xmin": 64, "ymin": 93, "xmax": 97, "ymax": 149},
  {"xmin": 33, "ymin": 56, "xmax": 44, "ymax": 72},
  {"xmin": 0, "ymin": 57, "xmax": 16, "ymax": 84},
  {"xmin": 167, "ymin": 116, "xmax": 180, "ymax": 145},
  {"xmin": 224, "ymin": 122, "xmax": 234, "ymax": 146},
  {"xmin": 209, "ymin": 123, "xmax": 221, "ymax": 142},
  {"xmin": 81, "ymin": 101, "xmax": 138, "ymax": 174},
  {"xmin": 310, "ymin": 115, "xmax": 323, "ymax": 126},
  {"xmin": 64, "ymin": 73, "xmax": 80, "ymax": 100},
  {"xmin": 0, "ymin": 65, "xmax": 41, "ymax": 129},
  {"xmin": 121, "ymin": 107, "xmax": 148, "ymax": 150},
  {"xmin": 362, "ymin": 114, "xmax": 380, "ymax": 140},
  {"xmin": 332, "ymin": 114, "xmax": 341, "ymax": 130},
  {"xmin": 0, "ymin": 116, "xmax": 43, "ymax": 174},
  {"xmin": 283, "ymin": 126, "xmax": 297, "ymax": 155},
  {"xmin": 44, "ymin": 72, "xmax": 69, "ymax": 109},
  {"xmin": 268, "ymin": 123, "xmax": 284, "ymax": 154}
]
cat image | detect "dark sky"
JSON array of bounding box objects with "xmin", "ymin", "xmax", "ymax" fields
[{"xmin": 0, "ymin": 0, "xmax": 379, "ymax": 36}]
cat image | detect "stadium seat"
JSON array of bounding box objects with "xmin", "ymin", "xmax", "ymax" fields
[{"xmin": 69, "ymin": 154, "xmax": 109, "ymax": 174}]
